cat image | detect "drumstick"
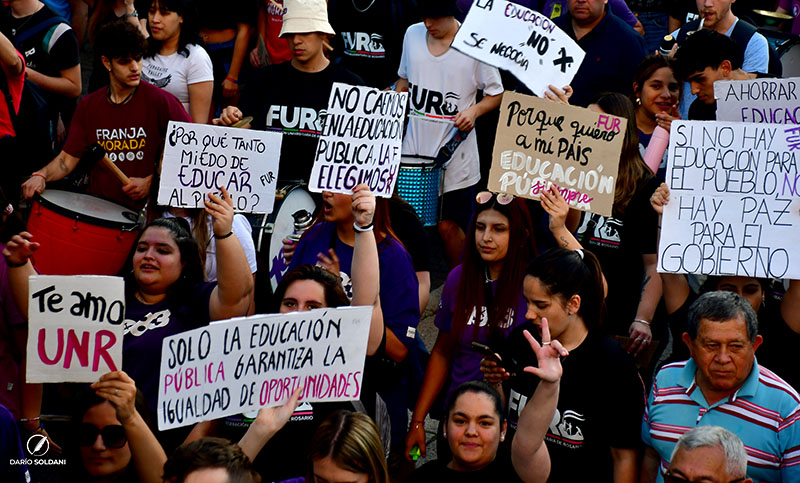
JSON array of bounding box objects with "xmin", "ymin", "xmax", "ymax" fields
[{"xmin": 100, "ymin": 156, "xmax": 131, "ymax": 185}]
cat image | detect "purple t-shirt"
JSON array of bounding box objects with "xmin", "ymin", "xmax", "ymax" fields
[
  {"xmin": 434, "ymin": 265, "xmax": 528, "ymax": 405},
  {"xmin": 780, "ymin": 0, "xmax": 800, "ymax": 34},
  {"xmin": 288, "ymin": 222, "xmax": 420, "ymax": 348},
  {"xmin": 0, "ymin": 245, "xmax": 26, "ymax": 417},
  {"xmin": 122, "ymin": 282, "xmax": 215, "ymax": 415}
]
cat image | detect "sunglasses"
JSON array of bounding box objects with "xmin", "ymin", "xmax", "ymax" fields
[
  {"xmin": 77, "ymin": 423, "xmax": 127, "ymax": 449},
  {"xmin": 664, "ymin": 471, "xmax": 746, "ymax": 483},
  {"xmin": 475, "ymin": 191, "xmax": 514, "ymax": 205}
]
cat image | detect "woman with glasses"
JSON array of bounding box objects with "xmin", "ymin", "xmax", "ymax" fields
[
  {"xmin": 405, "ymin": 187, "xmax": 572, "ymax": 462},
  {"xmin": 71, "ymin": 371, "xmax": 165, "ymax": 483}
]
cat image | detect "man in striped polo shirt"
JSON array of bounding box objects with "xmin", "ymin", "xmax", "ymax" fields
[{"xmin": 641, "ymin": 291, "xmax": 800, "ymax": 482}]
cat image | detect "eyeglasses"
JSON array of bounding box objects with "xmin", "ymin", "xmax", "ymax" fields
[
  {"xmin": 475, "ymin": 191, "xmax": 514, "ymax": 205},
  {"xmin": 77, "ymin": 423, "xmax": 127, "ymax": 449},
  {"xmin": 663, "ymin": 470, "xmax": 746, "ymax": 483}
]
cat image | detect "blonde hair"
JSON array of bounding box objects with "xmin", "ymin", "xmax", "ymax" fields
[{"xmin": 309, "ymin": 411, "xmax": 388, "ymax": 483}]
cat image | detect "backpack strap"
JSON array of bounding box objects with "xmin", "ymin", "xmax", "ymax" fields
[
  {"xmin": 729, "ymin": 19, "xmax": 757, "ymax": 49},
  {"xmin": 12, "ymin": 15, "xmax": 67, "ymax": 47}
]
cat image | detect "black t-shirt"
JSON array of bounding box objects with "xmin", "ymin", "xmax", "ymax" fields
[
  {"xmin": 501, "ymin": 325, "xmax": 644, "ymax": 483},
  {"xmin": 328, "ymin": 0, "xmax": 416, "ymax": 89},
  {"xmin": 388, "ymin": 197, "xmax": 431, "ymax": 273},
  {"xmin": 688, "ymin": 98, "xmax": 717, "ymax": 121},
  {"xmin": 575, "ymin": 176, "xmax": 660, "ymax": 335},
  {"xmin": 408, "ymin": 451, "xmax": 522, "ymax": 483},
  {"xmin": 240, "ymin": 61, "xmax": 363, "ymax": 182},
  {"xmin": 195, "ymin": 0, "xmax": 257, "ymax": 31}
]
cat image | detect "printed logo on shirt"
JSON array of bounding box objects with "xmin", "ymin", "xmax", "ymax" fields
[
  {"xmin": 141, "ymin": 71, "xmax": 172, "ymax": 88},
  {"xmin": 268, "ymin": 0, "xmax": 286, "ymax": 16},
  {"xmin": 95, "ymin": 127, "xmax": 147, "ymax": 164},
  {"xmin": 123, "ymin": 309, "xmax": 172, "ymax": 336},
  {"xmin": 265, "ymin": 105, "xmax": 326, "ymax": 137},
  {"xmin": 466, "ymin": 305, "xmax": 515, "ymax": 329},
  {"xmin": 507, "ymin": 388, "xmax": 528, "ymax": 429},
  {"xmin": 546, "ymin": 409, "xmax": 585, "ymax": 448},
  {"xmin": 290, "ymin": 401, "xmax": 315, "ymax": 421},
  {"xmin": 576, "ymin": 213, "xmax": 622, "ymax": 248},
  {"xmin": 341, "ymin": 32, "xmax": 386, "ymax": 58},
  {"xmin": 408, "ymin": 82, "xmax": 460, "ymax": 120}
]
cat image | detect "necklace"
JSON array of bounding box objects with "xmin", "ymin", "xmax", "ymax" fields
[
  {"xmin": 484, "ymin": 266, "xmax": 494, "ymax": 283},
  {"xmin": 351, "ymin": 0, "xmax": 376, "ymax": 13},
  {"xmin": 134, "ymin": 290, "xmax": 146, "ymax": 303},
  {"xmin": 107, "ymin": 86, "xmax": 137, "ymax": 105}
]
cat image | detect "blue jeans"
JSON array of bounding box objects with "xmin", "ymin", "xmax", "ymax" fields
[{"xmin": 636, "ymin": 11, "xmax": 670, "ymax": 55}]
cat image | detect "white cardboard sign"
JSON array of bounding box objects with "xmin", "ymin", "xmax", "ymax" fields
[
  {"xmin": 309, "ymin": 83, "xmax": 407, "ymax": 197},
  {"xmin": 159, "ymin": 121, "xmax": 282, "ymax": 213},
  {"xmin": 27, "ymin": 276, "xmax": 125, "ymax": 383},
  {"xmin": 157, "ymin": 306, "xmax": 372, "ymax": 430},
  {"xmin": 452, "ymin": 0, "xmax": 584, "ymax": 97},
  {"xmin": 715, "ymin": 77, "xmax": 800, "ymax": 124},
  {"xmin": 659, "ymin": 120, "xmax": 800, "ymax": 278}
]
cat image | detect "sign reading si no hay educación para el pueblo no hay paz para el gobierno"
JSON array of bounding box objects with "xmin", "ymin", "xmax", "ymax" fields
[
  {"xmin": 489, "ymin": 92, "xmax": 625, "ymax": 217},
  {"xmin": 660, "ymin": 120, "xmax": 800, "ymax": 279},
  {"xmin": 157, "ymin": 306, "xmax": 371, "ymax": 430}
]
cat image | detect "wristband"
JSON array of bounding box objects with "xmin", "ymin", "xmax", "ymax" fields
[
  {"xmin": 411, "ymin": 420, "xmax": 424, "ymax": 430},
  {"xmin": 353, "ymin": 221, "xmax": 374, "ymax": 232},
  {"xmin": 215, "ymin": 231, "xmax": 234, "ymax": 240},
  {"xmin": 31, "ymin": 172, "xmax": 46, "ymax": 181},
  {"xmin": 225, "ymin": 76, "xmax": 239, "ymax": 84},
  {"xmin": 122, "ymin": 11, "xmax": 138, "ymax": 17},
  {"xmin": 19, "ymin": 416, "xmax": 40, "ymax": 423},
  {"xmin": 633, "ymin": 318, "xmax": 651, "ymax": 326},
  {"xmin": 5, "ymin": 258, "xmax": 28, "ymax": 268}
]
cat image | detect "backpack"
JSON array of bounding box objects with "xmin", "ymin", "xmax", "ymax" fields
[{"xmin": 677, "ymin": 18, "xmax": 783, "ymax": 77}]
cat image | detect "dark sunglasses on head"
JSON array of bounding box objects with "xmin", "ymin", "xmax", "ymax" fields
[
  {"xmin": 475, "ymin": 191, "xmax": 514, "ymax": 206},
  {"xmin": 77, "ymin": 423, "xmax": 127, "ymax": 449},
  {"xmin": 664, "ymin": 470, "xmax": 746, "ymax": 483}
]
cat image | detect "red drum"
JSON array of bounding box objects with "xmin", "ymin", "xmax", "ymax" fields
[{"xmin": 27, "ymin": 190, "xmax": 141, "ymax": 275}]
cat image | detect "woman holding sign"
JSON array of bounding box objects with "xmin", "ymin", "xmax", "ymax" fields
[{"xmin": 4, "ymin": 186, "xmax": 253, "ymax": 451}]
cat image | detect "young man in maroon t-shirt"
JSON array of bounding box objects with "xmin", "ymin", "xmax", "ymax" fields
[{"xmin": 21, "ymin": 19, "xmax": 190, "ymax": 210}]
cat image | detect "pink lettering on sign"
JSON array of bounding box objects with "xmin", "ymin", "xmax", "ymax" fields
[
  {"xmin": 37, "ymin": 328, "xmax": 118, "ymax": 371},
  {"xmin": 531, "ymin": 181, "xmax": 594, "ymax": 204},
  {"xmin": 597, "ymin": 114, "xmax": 621, "ymax": 133}
]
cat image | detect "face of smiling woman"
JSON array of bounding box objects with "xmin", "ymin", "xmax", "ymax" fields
[{"xmin": 445, "ymin": 391, "xmax": 506, "ymax": 471}]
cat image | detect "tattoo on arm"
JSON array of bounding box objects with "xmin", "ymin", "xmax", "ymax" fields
[
  {"xmin": 640, "ymin": 274, "xmax": 652, "ymax": 298},
  {"xmin": 559, "ymin": 235, "xmax": 569, "ymax": 248},
  {"xmin": 58, "ymin": 157, "xmax": 69, "ymax": 173}
]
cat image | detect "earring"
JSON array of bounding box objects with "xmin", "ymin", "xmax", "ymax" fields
[
  {"xmin": 443, "ymin": 431, "xmax": 447, "ymax": 438},
  {"xmin": 636, "ymin": 97, "xmax": 641, "ymax": 105},
  {"xmin": 500, "ymin": 434, "xmax": 505, "ymax": 441}
]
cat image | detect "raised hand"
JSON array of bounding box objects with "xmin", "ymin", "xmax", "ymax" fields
[
  {"xmin": 206, "ymin": 186, "xmax": 235, "ymax": 237},
  {"xmin": 91, "ymin": 371, "xmax": 138, "ymax": 424},
  {"xmin": 351, "ymin": 183, "xmax": 375, "ymax": 229},
  {"xmin": 316, "ymin": 248, "xmax": 341, "ymax": 278},
  {"xmin": 3, "ymin": 232, "xmax": 39, "ymax": 266},
  {"xmin": 541, "ymin": 184, "xmax": 569, "ymax": 233},
  {"xmin": 544, "ymin": 84, "xmax": 573, "ymax": 104},
  {"xmin": 522, "ymin": 318, "xmax": 568, "ymax": 383},
  {"xmin": 650, "ymin": 182, "xmax": 670, "ymax": 215}
]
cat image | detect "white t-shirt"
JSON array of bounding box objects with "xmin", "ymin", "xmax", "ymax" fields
[
  {"xmin": 164, "ymin": 212, "xmax": 258, "ymax": 282},
  {"xmin": 142, "ymin": 43, "xmax": 214, "ymax": 114},
  {"xmin": 398, "ymin": 22, "xmax": 503, "ymax": 193}
]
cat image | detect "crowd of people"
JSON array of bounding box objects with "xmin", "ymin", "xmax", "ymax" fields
[{"xmin": 1, "ymin": 0, "xmax": 800, "ymax": 481}]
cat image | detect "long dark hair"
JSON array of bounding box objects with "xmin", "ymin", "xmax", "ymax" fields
[
  {"xmin": 592, "ymin": 93, "xmax": 653, "ymax": 216},
  {"xmin": 525, "ymin": 248, "xmax": 606, "ymax": 332},
  {"xmin": 453, "ymin": 197, "xmax": 535, "ymax": 343},
  {"xmin": 270, "ymin": 264, "xmax": 350, "ymax": 313},
  {"xmin": 145, "ymin": 0, "xmax": 203, "ymax": 57},
  {"xmin": 310, "ymin": 196, "xmax": 400, "ymax": 246},
  {"xmin": 120, "ymin": 217, "xmax": 206, "ymax": 301}
]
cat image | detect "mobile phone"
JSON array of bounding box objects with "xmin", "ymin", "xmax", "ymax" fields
[{"xmin": 471, "ymin": 341, "xmax": 501, "ymax": 362}]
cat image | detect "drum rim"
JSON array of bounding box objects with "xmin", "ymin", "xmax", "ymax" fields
[{"xmin": 33, "ymin": 191, "xmax": 140, "ymax": 231}]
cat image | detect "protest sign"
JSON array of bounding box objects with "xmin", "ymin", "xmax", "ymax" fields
[
  {"xmin": 452, "ymin": 0, "xmax": 584, "ymax": 97},
  {"xmin": 715, "ymin": 78, "xmax": 800, "ymax": 124},
  {"xmin": 659, "ymin": 120, "xmax": 800, "ymax": 279},
  {"xmin": 157, "ymin": 306, "xmax": 372, "ymax": 430},
  {"xmin": 27, "ymin": 276, "xmax": 125, "ymax": 383},
  {"xmin": 488, "ymin": 92, "xmax": 625, "ymax": 216},
  {"xmin": 309, "ymin": 83, "xmax": 407, "ymax": 197},
  {"xmin": 158, "ymin": 121, "xmax": 282, "ymax": 213}
]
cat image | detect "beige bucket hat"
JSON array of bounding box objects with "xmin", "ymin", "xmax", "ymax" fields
[{"xmin": 279, "ymin": 0, "xmax": 335, "ymax": 37}]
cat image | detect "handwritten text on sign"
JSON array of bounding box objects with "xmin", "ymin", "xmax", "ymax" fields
[
  {"xmin": 715, "ymin": 78, "xmax": 800, "ymax": 124},
  {"xmin": 452, "ymin": 0, "xmax": 584, "ymax": 97},
  {"xmin": 27, "ymin": 276, "xmax": 125, "ymax": 383},
  {"xmin": 157, "ymin": 306, "xmax": 371, "ymax": 430},
  {"xmin": 159, "ymin": 122, "xmax": 282, "ymax": 213},
  {"xmin": 489, "ymin": 92, "xmax": 625, "ymax": 216},
  {"xmin": 660, "ymin": 120, "xmax": 800, "ymax": 278},
  {"xmin": 310, "ymin": 83, "xmax": 407, "ymax": 197}
]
